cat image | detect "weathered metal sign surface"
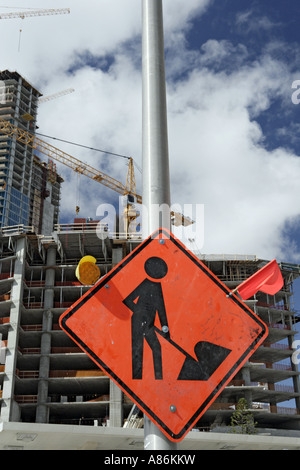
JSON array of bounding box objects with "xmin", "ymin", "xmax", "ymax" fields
[{"xmin": 60, "ymin": 228, "xmax": 267, "ymax": 441}]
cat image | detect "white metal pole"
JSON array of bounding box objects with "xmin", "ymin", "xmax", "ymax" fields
[
  {"xmin": 142, "ymin": 0, "xmax": 171, "ymax": 235},
  {"xmin": 142, "ymin": 0, "xmax": 177, "ymax": 450}
]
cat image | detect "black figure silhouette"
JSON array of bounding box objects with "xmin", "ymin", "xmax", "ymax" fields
[
  {"xmin": 123, "ymin": 256, "xmax": 169, "ymax": 380},
  {"xmin": 123, "ymin": 256, "xmax": 232, "ymax": 382}
]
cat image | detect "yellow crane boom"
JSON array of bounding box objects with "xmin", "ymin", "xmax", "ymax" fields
[
  {"xmin": 38, "ymin": 88, "xmax": 75, "ymax": 104},
  {"xmin": 0, "ymin": 118, "xmax": 141, "ymax": 203}
]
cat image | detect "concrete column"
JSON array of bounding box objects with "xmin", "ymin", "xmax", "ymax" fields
[
  {"xmin": 287, "ymin": 314, "xmax": 300, "ymax": 412},
  {"xmin": 108, "ymin": 244, "xmax": 125, "ymax": 426},
  {"xmin": 109, "ymin": 380, "xmax": 123, "ymax": 427},
  {"xmin": 112, "ymin": 245, "xmax": 124, "ymax": 268},
  {"xmin": 35, "ymin": 245, "xmax": 56, "ymax": 423},
  {"xmin": 2, "ymin": 237, "xmax": 26, "ymax": 422},
  {"xmin": 241, "ymin": 364, "xmax": 253, "ymax": 407}
]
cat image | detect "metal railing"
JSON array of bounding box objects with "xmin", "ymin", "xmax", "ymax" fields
[
  {"xmin": 0, "ymin": 225, "xmax": 34, "ymax": 235},
  {"xmin": 54, "ymin": 222, "xmax": 143, "ymax": 240}
]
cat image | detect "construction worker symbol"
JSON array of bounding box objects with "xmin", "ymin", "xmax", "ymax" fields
[{"xmin": 123, "ymin": 256, "xmax": 232, "ymax": 381}]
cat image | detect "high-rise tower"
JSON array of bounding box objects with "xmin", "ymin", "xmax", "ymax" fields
[{"xmin": 0, "ymin": 70, "xmax": 62, "ymax": 234}]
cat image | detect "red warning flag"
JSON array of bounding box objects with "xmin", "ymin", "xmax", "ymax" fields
[{"xmin": 236, "ymin": 259, "xmax": 283, "ymax": 300}]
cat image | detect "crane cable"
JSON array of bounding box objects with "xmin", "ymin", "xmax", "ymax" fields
[
  {"xmin": 35, "ymin": 131, "xmax": 143, "ymax": 174},
  {"xmin": 35, "ymin": 131, "xmax": 131, "ymax": 161}
]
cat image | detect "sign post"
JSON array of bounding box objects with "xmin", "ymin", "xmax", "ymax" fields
[
  {"xmin": 142, "ymin": 0, "xmax": 175, "ymax": 449},
  {"xmin": 142, "ymin": 0, "xmax": 171, "ymax": 234}
]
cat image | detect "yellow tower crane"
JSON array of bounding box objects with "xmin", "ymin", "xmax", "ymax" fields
[
  {"xmin": 0, "ymin": 8, "xmax": 70, "ymax": 20},
  {"xmin": 38, "ymin": 89, "xmax": 75, "ymax": 104},
  {"xmin": 0, "ymin": 118, "xmax": 193, "ymax": 233},
  {"xmin": 0, "ymin": 7, "xmax": 70, "ymax": 51}
]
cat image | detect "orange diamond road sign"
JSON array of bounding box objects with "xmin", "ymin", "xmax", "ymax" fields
[{"xmin": 59, "ymin": 228, "xmax": 268, "ymax": 442}]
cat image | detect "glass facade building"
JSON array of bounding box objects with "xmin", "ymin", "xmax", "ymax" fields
[{"xmin": 0, "ymin": 70, "xmax": 62, "ymax": 234}]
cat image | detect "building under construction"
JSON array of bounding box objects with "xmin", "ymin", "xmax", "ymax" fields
[
  {"xmin": 0, "ymin": 222, "xmax": 300, "ymax": 449},
  {"xmin": 0, "ymin": 70, "xmax": 63, "ymax": 234}
]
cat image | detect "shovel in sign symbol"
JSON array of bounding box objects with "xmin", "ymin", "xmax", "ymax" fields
[{"xmin": 155, "ymin": 326, "xmax": 231, "ymax": 381}]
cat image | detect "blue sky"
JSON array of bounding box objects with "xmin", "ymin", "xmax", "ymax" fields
[
  {"xmin": 1, "ymin": 0, "xmax": 300, "ymax": 266},
  {"xmin": 183, "ymin": 1, "xmax": 300, "ymax": 249},
  {"xmin": 186, "ymin": 0, "xmax": 300, "ymax": 153},
  {"xmin": 186, "ymin": 0, "xmax": 300, "ymax": 310}
]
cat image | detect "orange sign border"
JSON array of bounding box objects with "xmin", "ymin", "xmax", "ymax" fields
[{"xmin": 59, "ymin": 228, "xmax": 268, "ymax": 441}]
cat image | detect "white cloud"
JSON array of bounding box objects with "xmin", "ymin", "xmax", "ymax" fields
[
  {"xmin": 0, "ymin": 0, "xmax": 141, "ymax": 75},
  {"xmin": 168, "ymin": 44, "xmax": 300, "ymax": 260},
  {"xmin": 235, "ymin": 9, "xmax": 282, "ymax": 33}
]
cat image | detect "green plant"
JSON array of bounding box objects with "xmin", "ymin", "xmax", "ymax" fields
[{"xmin": 229, "ymin": 398, "xmax": 257, "ymax": 434}]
